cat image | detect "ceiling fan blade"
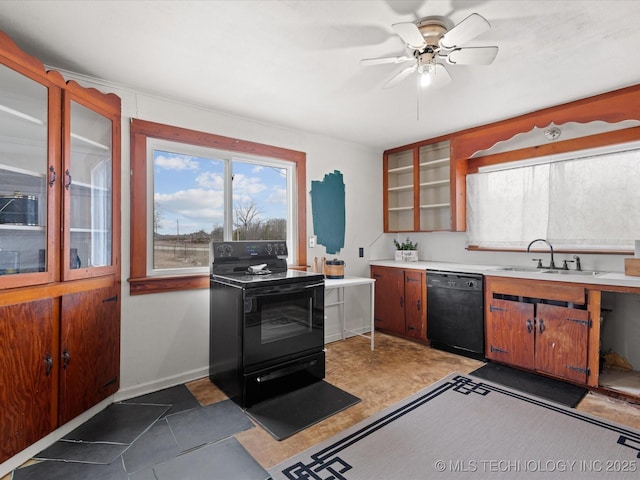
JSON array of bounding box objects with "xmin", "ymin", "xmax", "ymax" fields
[
  {"xmin": 392, "ymin": 22, "xmax": 426, "ymax": 50},
  {"xmin": 447, "ymin": 46, "xmax": 498, "ymax": 65},
  {"xmin": 428, "ymin": 63, "xmax": 452, "ymax": 88},
  {"xmin": 360, "ymin": 55, "xmax": 413, "ymax": 66},
  {"xmin": 439, "ymin": 13, "xmax": 491, "ymax": 49},
  {"xmin": 383, "ymin": 64, "xmax": 417, "ymax": 89}
]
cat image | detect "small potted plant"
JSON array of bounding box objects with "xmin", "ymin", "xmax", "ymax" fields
[{"xmin": 394, "ymin": 237, "xmax": 419, "ymax": 262}]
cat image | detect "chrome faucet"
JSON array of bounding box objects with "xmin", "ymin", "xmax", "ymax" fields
[{"xmin": 527, "ymin": 238, "xmax": 556, "ymax": 269}]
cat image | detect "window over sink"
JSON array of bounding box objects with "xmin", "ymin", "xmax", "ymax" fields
[{"xmin": 466, "ymin": 141, "xmax": 640, "ymax": 251}]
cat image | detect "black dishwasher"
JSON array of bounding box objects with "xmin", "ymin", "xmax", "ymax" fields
[{"xmin": 427, "ymin": 271, "xmax": 484, "ymax": 358}]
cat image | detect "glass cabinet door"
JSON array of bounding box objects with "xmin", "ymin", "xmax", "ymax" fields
[
  {"xmin": 64, "ymin": 100, "xmax": 113, "ymax": 278},
  {"xmin": 0, "ymin": 63, "xmax": 51, "ymax": 282}
]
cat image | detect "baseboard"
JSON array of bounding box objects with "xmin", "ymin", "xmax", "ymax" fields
[
  {"xmin": 114, "ymin": 365, "xmax": 210, "ymax": 402},
  {"xmin": 0, "ymin": 397, "xmax": 113, "ymax": 478}
]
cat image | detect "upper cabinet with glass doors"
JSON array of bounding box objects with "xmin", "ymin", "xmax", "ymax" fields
[
  {"xmin": 418, "ymin": 140, "xmax": 451, "ymax": 231},
  {"xmin": 0, "ymin": 33, "xmax": 120, "ymax": 288},
  {"xmin": 383, "ymin": 139, "xmax": 453, "ymax": 232},
  {"xmin": 63, "ymin": 88, "xmax": 120, "ymax": 281},
  {"xmin": 384, "ymin": 149, "xmax": 415, "ymax": 231},
  {"xmin": 0, "ymin": 55, "xmax": 60, "ymax": 288}
]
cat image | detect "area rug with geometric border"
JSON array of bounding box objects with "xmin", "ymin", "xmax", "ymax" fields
[{"xmin": 269, "ymin": 373, "xmax": 640, "ymax": 480}]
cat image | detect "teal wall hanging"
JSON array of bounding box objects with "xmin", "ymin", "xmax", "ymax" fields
[{"xmin": 310, "ymin": 170, "xmax": 345, "ymax": 255}]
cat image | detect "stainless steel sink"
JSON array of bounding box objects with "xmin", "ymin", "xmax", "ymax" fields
[
  {"xmin": 541, "ymin": 269, "xmax": 601, "ymax": 276},
  {"xmin": 496, "ymin": 266, "xmax": 601, "ymax": 276},
  {"xmin": 497, "ymin": 267, "xmax": 604, "ymax": 277},
  {"xmin": 496, "ymin": 266, "xmax": 541, "ymax": 272}
]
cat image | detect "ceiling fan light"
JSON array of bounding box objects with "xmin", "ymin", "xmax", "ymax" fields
[{"xmin": 420, "ymin": 71, "xmax": 432, "ymax": 87}]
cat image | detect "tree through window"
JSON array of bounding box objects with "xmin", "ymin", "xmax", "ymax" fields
[
  {"xmin": 128, "ymin": 119, "xmax": 307, "ymax": 295},
  {"xmin": 150, "ymin": 143, "xmax": 293, "ymax": 273}
]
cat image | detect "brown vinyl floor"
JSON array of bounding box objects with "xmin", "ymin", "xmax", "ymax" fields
[{"xmin": 4, "ymin": 333, "xmax": 640, "ymax": 478}]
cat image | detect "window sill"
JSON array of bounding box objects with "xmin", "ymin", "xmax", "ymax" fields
[
  {"xmin": 466, "ymin": 245, "xmax": 632, "ymax": 255},
  {"xmin": 128, "ymin": 264, "xmax": 312, "ymax": 295},
  {"xmin": 128, "ymin": 274, "xmax": 209, "ymax": 295}
]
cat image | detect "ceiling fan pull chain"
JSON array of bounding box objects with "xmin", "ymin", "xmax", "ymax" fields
[{"xmin": 416, "ymin": 76, "xmax": 420, "ymax": 121}]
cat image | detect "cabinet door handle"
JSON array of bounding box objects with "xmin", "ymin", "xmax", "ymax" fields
[
  {"xmin": 539, "ymin": 318, "xmax": 545, "ymax": 334},
  {"xmin": 44, "ymin": 353, "xmax": 53, "ymax": 376},
  {"xmin": 48, "ymin": 166, "xmax": 57, "ymax": 187},
  {"xmin": 526, "ymin": 319, "xmax": 533, "ymax": 334},
  {"xmin": 62, "ymin": 350, "xmax": 71, "ymax": 369},
  {"xmin": 64, "ymin": 169, "xmax": 72, "ymax": 190},
  {"xmin": 416, "ymin": 299, "xmax": 421, "ymax": 311},
  {"xmin": 400, "ymin": 296, "xmax": 404, "ymax": 308}
]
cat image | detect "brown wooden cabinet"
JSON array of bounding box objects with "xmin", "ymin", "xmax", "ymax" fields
[
  {"xmin": 371, "ymin": 265, "xmax": 426, "ymax": 342},
  {"xmin": 534, "ymin": 303, "xmax": 589, "ymax": 383},
  {"xmin": 0, "ymin": 299, "xmax": 56, "ymax": 462},
  {"xmin": 485, "ymin": 298, "xmax": 535, "ymax": 369},
  {"xmin": 0, "ymin": 32, "xmax": 121, "ymax": 463},
  {"xmin": 384, "ymin": 139, "xmax": 458, "ymax": 232},
  {"xmin": 485, "ymin": 276, "xmax": 591, "ymax": 385},
  {"xmin": 59, "ymin": 285, "xmax": 120, "ymax": 424}
]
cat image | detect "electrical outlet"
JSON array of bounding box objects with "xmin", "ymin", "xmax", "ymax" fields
[{"xmin": 309, "ymin": 236, "xmax": 316, "ymax": 248}]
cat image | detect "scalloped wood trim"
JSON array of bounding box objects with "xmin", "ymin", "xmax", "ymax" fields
[
  {"xmin": 65, "ymin": 79, "xmax": 121, "ymax": 113},
  {"xmin": 1, "ymin": 31, "xmax": 119, "ymax": 108},
  {"xmin": 0, "ymin": 31, "xmax": 64, "ymax": 86},
  {"xmin": 0, "ymin": 31, "xmax": 47, "ymax": 75},
  {"xmin": 452, "ymin": 83, "xmax": 640, "ymax": 161}
]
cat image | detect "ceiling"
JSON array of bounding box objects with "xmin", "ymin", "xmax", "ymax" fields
[{"xmin": 1, "ymin": 0, "xmax": 640, "ymax": 150}]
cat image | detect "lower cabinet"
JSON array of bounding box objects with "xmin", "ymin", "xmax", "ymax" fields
[
  {"xmin": 0, "ymin": 299, "xmax": 56, "ymax": 462},
  {"xmin": 59, "ymin": 284, "xmax": 121, "ymax": 424},
  {"xmin": 371, "ymin": 265, "xmax": 426, "ymax": 342},
  {"xmin": 0, "ymin": 281, "xmax": 120, "ymax": 463},
  {"xmin": 485, "ymin": 276, "xmax": 590, "ymax": 384}
]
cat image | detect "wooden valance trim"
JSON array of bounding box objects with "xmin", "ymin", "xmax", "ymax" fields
[{"xmin": 452, "ymin": 83, "xmax": 640, "ymax": 162}]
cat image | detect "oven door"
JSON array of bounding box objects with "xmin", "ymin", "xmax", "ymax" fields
[{"xmin": 243, "ymin": 279, "xmax": 324, "ymax": 370}]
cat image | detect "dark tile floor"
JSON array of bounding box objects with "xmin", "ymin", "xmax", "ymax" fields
[{"xmin": 10, "ymin": 386, "xmax": 266, "ymax": 480}]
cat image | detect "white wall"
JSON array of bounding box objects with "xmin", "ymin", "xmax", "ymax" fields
[
  {"xmin": 57, "ymin": 70, "xmax": 382, "ymax": 399},
  {"xmin": 372, "ymin": 231, "xmax": 628, "ymax": 274}
]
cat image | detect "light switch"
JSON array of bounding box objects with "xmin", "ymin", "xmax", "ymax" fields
[{"xmin": 309, "ymin": 236, "xmax": 316, "ymax": 248}]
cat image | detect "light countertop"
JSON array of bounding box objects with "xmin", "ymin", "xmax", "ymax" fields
[{"xmin": 369, "ymin": 259, "xmax": 640, "ymax": 290}]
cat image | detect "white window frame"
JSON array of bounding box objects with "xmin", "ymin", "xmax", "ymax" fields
[{"xmin": 145, "ymin": 138, "xmax": 297, "ymax": 277}]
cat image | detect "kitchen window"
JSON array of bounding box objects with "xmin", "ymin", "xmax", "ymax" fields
[
  {"xmin": 466, "ymin": 142, "xmax": 640, "ymax": 251},
  {"xmin": 129, "ymin": 119, "xmax": 308, "ymax": 295}
]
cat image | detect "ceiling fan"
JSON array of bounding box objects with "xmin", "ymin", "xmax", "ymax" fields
[{"xmin": 362, "ymin": 13, "xmax": 498, "ymax": 89}]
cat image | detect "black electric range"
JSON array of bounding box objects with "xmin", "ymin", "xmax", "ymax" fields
[{"xmin": 209, "ymin": 240, "xmax": 325, "ymax": 407}]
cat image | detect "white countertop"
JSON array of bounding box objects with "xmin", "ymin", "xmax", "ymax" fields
[
  {"xmin": 369, "ymin": 259, "xmax": 640, "ymax": 290},
  {"xmin": 324, "ymin": 276, "xmax": 375, "ymax": 288}
]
